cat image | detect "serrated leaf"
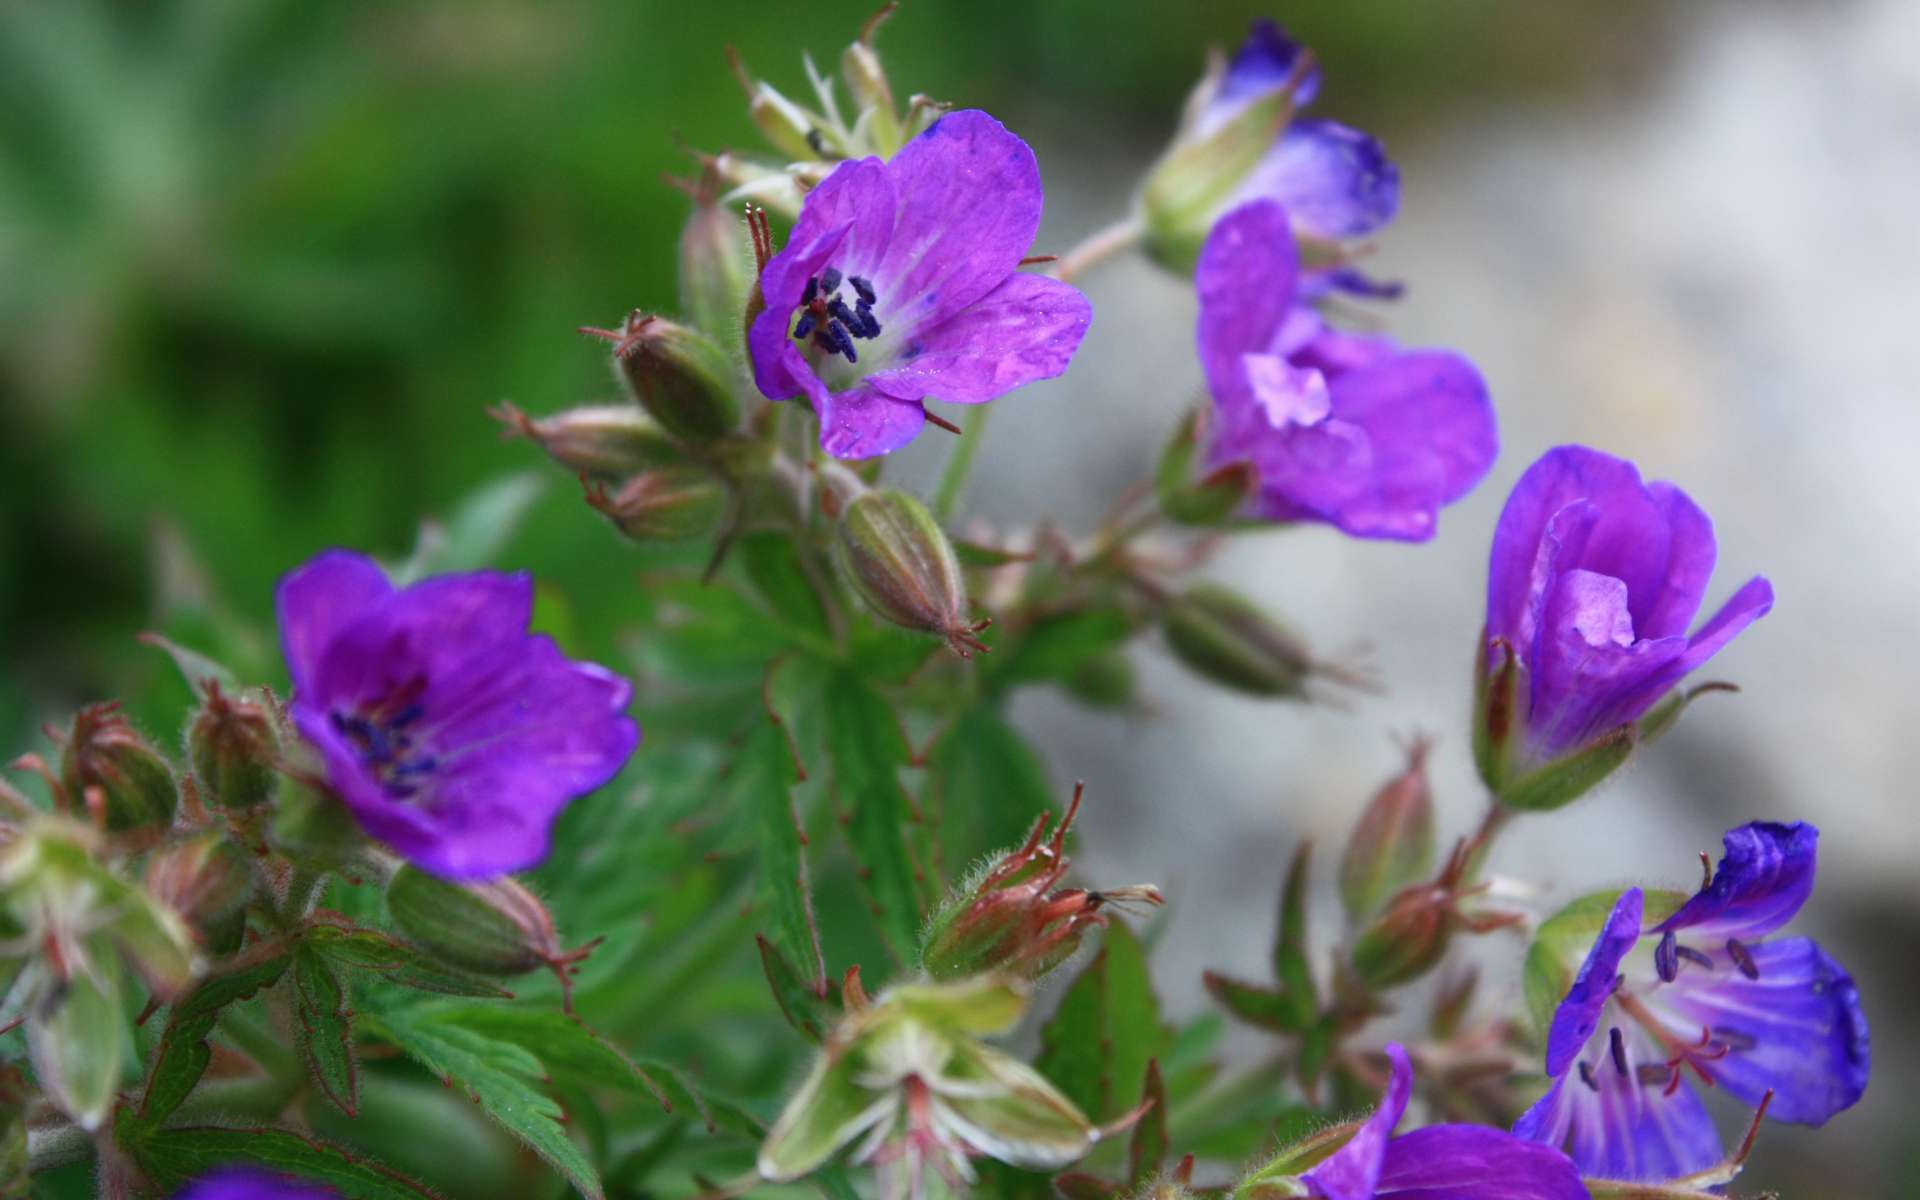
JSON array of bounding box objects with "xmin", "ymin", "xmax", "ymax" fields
[
  {"xmin": 824, "ymin": 673, "xmax": 925, "ymax": 961},
  {"xmin": 394, "ymin": 471, "xmax": 547, "ymax": 583},
  {"xmin": 1036, "ymin": 921, "xmax": 1169, "ymax": 1122},
  {"xmin": 927, "ymin": 705, "xmax": 1057, "ymax": 867},
  {"xmin": 739, "ymin": 718, "xmax": 825, "ymax": 993},
  {"xmin": 293, "ymin": 944, "xmax": 358, "ymax": 1116},
  {"xmin": 989, "ymin": 608, "xmax": 1134, "ymax": 692},
  {"xmin": 758, "ymin": 936, "xmax": 837, "ymax": 1045},
  {"xmin": 120, "ymin": 1122, "xmax": 436, "ymax": 1199},
  {"xmin": 132, "ymin": 946, "xmax": 293, "ymax": 1130},
  {"xmin": 418, "ymin": 1005, "xmax": 688, "ymax": 1126},
  {"xmin": 305, "ymin": 922, "xmax": 511, "ymax": 998},
  {"xmin": 1274, "ymin": 842, "xmax": 1319, "ymax": 1029},
  {"xmin": 738, "ymin": 530, "xmax": 831, "ymax": 639},
  {"xmin": 1202, "ymin": 971, "xmax": 1299, "ymax": 1034},
  {"xmin": 1129, "ymin": 1059, "xmax": 1167, "ymax": 1186},
  {"xmin": 361, "ymin": 1003, "xmax": 603, "ymax": 1200}
]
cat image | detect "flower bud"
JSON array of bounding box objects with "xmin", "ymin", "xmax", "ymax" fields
[
  {"xmin": 580, "ymin": 311, "xmax": 741, "ymax": 444},
  {"xmin": 921, "ymin": 784, "xmax": 1162, "ymax": 983},
  {"xmin": 678, "ymin": 169, "xmax": 757, "ymax": 350},
  {"xmin": 1349, "ymin": 878, "xmax": 1455, "ymax": 990},
  {"xmin": 490, "ymin": 401, "xmax": 682, "ymax": 479},
  {"xmin": 1154, "ymin": 408, "xmax": 1254, "ymax": 526},
  {"xmin": 833, "ymin": 488, "xmax": 990, "ymax": 657},
  {"xmin": 582, "ymin": 467, "xmax": 727, "ymax": 543},
  {"xmin": 145, "ymin": 833, "xmax": 255, "ymax": 955},
  {"xmin": 727, "ymin": 47, "xmax": 828, "ymax": 162},
  {"xmin": 1162, "ymin": 584, "xmax": 1329, "ymax": 699},
  {"xmin": 58, "ymin": 702, "xmax": 177, "ymax": 831},
  {"xmin": 1338, "ymin": 738, "xmax": 1435, "ymax": 921},
  {"xmin": 840, "ymin": 5, "xmax": 902, "ymax": 154},
  {"xmin": 187, "ymin": 682, "xmax": 278, "ymax": 811},
  {"xmin": 386, "ymin": 865, "xmax": 564, "ymax": 977}
]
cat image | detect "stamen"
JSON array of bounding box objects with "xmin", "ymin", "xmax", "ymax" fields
[
  {"xmin": 1655, "ymin": 929, "xmax": 1678, "ymax": 982},
  {"xmin": 1675, "ymin": 944, "xmax": 1714, "ymax": 971},
  {"xmin": 849, "ymin": 274, "xmax": 876, "ymax": 305},
  {"xmin": 1714, "ymin": 1026, "xmax": 1757, "ymax": 1051},
  {"xmin": 827, "ymin": 320, "xmax": 858, "ymax": 362},
  {"xmin": 793, "ymin": 313, "xmax": 817, "ymax": 340},
  {"xmin": 801, "ymin": 276, "xmax": 819, "ymax": 304},
  {"xmin": 1608, "ymin": 1027, "xmax": 1629, "ymax": 1077},
  {"xmin": 1576, "ymin": 1061, "xmax": 1599, "ymax": 1092},
  {"xmin": 1725, "ymin": 937, "xmax": 1760, "ymax": 980},
  {"xmin": 819, "ymin": 266, "xmax": 843, "ymax": 293},
  {"xmin": 1636, "ymin": 1063, "xmax": 1674, "ymax": 1087}
]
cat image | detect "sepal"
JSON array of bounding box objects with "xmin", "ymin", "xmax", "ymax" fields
[{"xmin": 582, "ymin": 311, "xmax": 742, "ymax": 443}]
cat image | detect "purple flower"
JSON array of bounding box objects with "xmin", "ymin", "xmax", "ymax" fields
[
  {"xmin": 173, "ymin": 1167, "xmax": 338, "ymax": 1200},
  {"xmin": 1194, "ymin": 21, "xmax": 1399, "ymax": 243},
  {"xmin": 747, "ymin": 109, "xmax": 1091, "ymax": 459},
  {"xmin": 1480, "ymin": 445, "xmax": 1774, "ymax": 778},
  {"xmin": 1301, "ymin": 1043, "xmax": 1586, "ymax": 1199},
  {"xmin": 1514, "ymin": 823, "xmax": 1869, "ymax": 1183},
  {"xmin": 276, "ymin": 550, "xmax": 639, "ymax": 879},
  {"xmin": 1196, "ymin": 199, "xmax": 1497, "ymax": 541}
]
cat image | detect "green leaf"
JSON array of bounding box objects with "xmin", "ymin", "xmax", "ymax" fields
[
  {"xmin": 758, "ymin": 935, "xmax": 837, "ymax": 1045},
  {"xmin": 305, "ymin": 921, "xmax": 512, "ymax": 998},
  {"xmin": 132, "ymin": 947, "xmax": 293, "ymax": 1131},
  {"xmin": 927, "ymin": 706, "xmax": 1057, "ymax": 866},
  {"xmin": 1036, "ymin": 921, "xmax": 1169, "ymax": 1122},
  {"xmin": 1129, "ymin": 1059, "xmax": 1167, "ymax": 1186},
  {"xmin": 136, "ymin": 631, "xmax": 240, "ymax": 697},
  {"xmin": 293, "ymin": 944, "xmax": 358, "ymax": 1116},
  {"xmin": 1273, "ymin": 842, "xmax": 1319, "ymax": 1029},
  {"xmin": 738, "ymin": 530, "xmax": 831, "ymax": 639},
  {"xmin": 824, "ymin": 672, "xmax": 926, "ymax": 962},
  {"xmin": 1523, "ymin": 887, "xmax": 1686, "ymax": 1036},
  {"xmin": 739, "ymin": 717, "xmax": 826, "ymax": 992},
  {"xmin": 120, "ymin": 1122, "xmax": 436, "ymax": 1199},
  {"xmin": 1202, "ymin": 971, "xmax": 1299, "ymax": 1034},
  {"xmin": 989, "ymin": 608, "xmax": 1134, "ymax": 692},
  {"xmin": 361, "ymin": 1002, "xmax": 603, "ymax": 1199},
  {"xmin": 394, "ymin": 471, "xmax": 547, "ymax": 583}
]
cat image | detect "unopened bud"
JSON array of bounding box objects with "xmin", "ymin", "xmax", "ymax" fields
[
  {"xmin": 678, "ymin": 171, "xmax": 756, "ymax": 350},
  {"xmin": 387, "ymin": 865, "xmax": 590, "ymax": 982},
  {"xmin": 727, "ymin": 47, "xmax": 827, "ymax": 162},
  {"xmin": 187, "ymin": 682, "xmax": 278, "ymax": 811},
  {"xmin": 841, "ymin": 5, "xmax": 902, "ymax": 154},
  {"xmin": 1162, "ymin": 584, "xmax": 1317, "ymax": 698},
  {"xmin": 834, "ymin": 488, "xmax": 991, "ymax": 657},
  {"xmin": 1338, "ymin": 738, "xmax": 1435, "ymax": 921},
  {"xmin": 145, "ymin": 833, "xmax": 254, "ymax": 955},
  {"xmin": 1155, "ymin": 408, "xmax": 1254, "ymax": 526},
  {"xmin": 1349, "ymin": 879, "xmax": 1455, "ymax": 990},
  {"xmin": 580, "ymin": 312, "xmax": 740, "ymax": 443},
  {"xmin": 58, "ymin": 703, "xmax": 177, "ymax": 831},
  {"xmin": 582, "ymin": 467, "xmax": 727, "ymax": 543},
  {"xmin": 491, "ymin": 401, "xmax": 681, "ymax": 479}
]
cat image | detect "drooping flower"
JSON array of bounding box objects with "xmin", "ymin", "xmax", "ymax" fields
[
  {"xmin": 747, "ymin": 109, "xmax": 1092, "ymax": 459},
  {"xmin": 1241, "ymin": 1043, "xmax": 1586, "ymax": 1199},
  {"xmin": 276, "ymin": 550, "xmax": 639, "ymax": 879},
  {"xmin": 1475, "ymin": 445, "xmax": 1774, "ymax": 808},
  {"xmin": 1515, "ymin": 823, "xmax": 1869, "ymax": 1183},
  {"xmin": 173, "ymin": 1167, "xmax": 338, "ymax": 1199},
  {"xmin": 1142, "ymin": 20, "xmax": 1400, "ymax": 269},
  {"xmin": 1196, "ymin": 199, "xmax": 1497, "ymax": 541}
]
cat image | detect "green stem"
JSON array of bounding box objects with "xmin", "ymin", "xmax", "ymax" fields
[
  {"xmin": 1053, "ymin": 216, "xmax": 1144, "ymax": 285},
  {"xmin": 1461, "ymin": 798, "xmax": 1514, "ymax": 883},
  {"xmin": 930, "ymin": 406, "xmax": 991, "ymax": 522}
]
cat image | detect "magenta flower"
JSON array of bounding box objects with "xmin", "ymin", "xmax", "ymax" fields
[
  {"xmin": 747, "ymin": 109, "xmax": 1092, "ymax": 459},
  {"xmin": 174, "ymin": 1167, "xmax": 338, "ymax": 1199},
  {"xmin": 1197, "ymin": 199, "xmax": 1497, "ymax": 540},
  {"xmin": 1480, "ymin": 445, "xmax": 1773, "ymax": 775},
  {"xmin": 1515, "ymin": 824, "xmax": 1868, "ymax": 1182},
  {"xmin": 1301, "ymin": 1043, "xmax": 1585, "ymax": 1199},
  {"xmin": 276, "ymin": 550, "xmax": 639, "ymax": 879}
]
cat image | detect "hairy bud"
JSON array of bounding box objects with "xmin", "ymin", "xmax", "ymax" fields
[
  {"xmin": 145, "ymin": 833, "xmax": 254, "ymax": 955},
  {"xmin": 187, "ymin": 682, "xmax": 278, "ymax": 811},
  {"xmin": 580, "ymin": 311, "xmax": 741, "ymax": 443},
  {"xmin": 1348, "ymin": 840, "xmax": 1520, "ymax": 990},
  {"xmin": 1338, "ymin": 738, "xmax": 1436, "ymax": 921},
  {"xmin": 678, "ymin": 170, "xmax": 757, "ymax": 349},
  {"xmin": 58, "ymin": 703, "xmax": 178, "ymax": 831},
  {"xmin": 1162, "ymin": 584, "xmax": 1315, "ymax": 698},
  {"xmin": 490, "ymin": 401, "xmax": 682, "ymax": 479},
  {"xmin": 833, "ymin": 488, "xmax": 990, "ymax": 657},
  {"xmin": 582, "ymin": 467, "xmax": 727, "ymax": 543},
  {"xmin": 386, "ymin": 866, "xmax": 598, "ymax": 1008}
]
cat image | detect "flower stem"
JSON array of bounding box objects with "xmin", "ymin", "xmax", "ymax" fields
[
  {"xmin": 1053, "ymin": 216, "xmax": 1144, "ymax": 285},
  {"xmin": 931, "ymin": 406, "xmax": 991, "ymax": 522}
]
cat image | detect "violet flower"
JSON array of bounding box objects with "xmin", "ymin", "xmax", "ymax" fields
[
  {"xmin": 1196, "ymin": 199, "xmax": 1497, "ymax": 540},
  {"xmin": 173, "ymin": 1167, "xmax": 338, "ymax": 1199},
  {"xmin": 1195, "ymin": 20, "xmax": 1400, "ymax": 244},
  {"xmin": 1300, "ymin": 1043, "xmax": 1586, "ymax": 1199},
  {"xmin": 1476, "ymin": 445, "xmax": 1773, "ymax": 805},
  {"xmin": 747, "ymin": 109, "xmax": 1091, "ymax": 459},
  {"xmin": 276, "ymin": 550, "xmax": 639, "ymax": 879},
  {"xmin": 1514, "ymin": 823, "xmax": 1869, "ymax": 1182}
]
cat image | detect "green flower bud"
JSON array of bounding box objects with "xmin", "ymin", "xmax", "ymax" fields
[
  {"xmin": 727, "ymin": 47, "xmax": 829, "ymax": 162},
  {"xmin": 840, "ymin": 5, "xmax": 902, "ymax": 154},
  {"xmin": 582, "ymin": 467, "xmax": 728, "ymax": 543},
  {"xmin": 678, "ymin": 168, "xmax": 757, "ymax": 351},
  {"xmin": 833, "ymin": 488, "xmax": 990, "ymax": 657},
  {"xmin": 187, "ymin": 682, "xmax": 278, "ymax": 811},
  {"xmin": 1155, "ymin": 408, "xmax": 1254, "ymax": 526},
  {"xmin": 145, "ymin": 833, "xmax": 255, "ymax": 955},
  {"xmin": 1349, "ymin": 840, "xmax": 1522, "ymax": 992},
  {"xmin": 386, "ymin": 865, "xmax": 569, "ymax": 978},
  {"xmin": 580, "ymin": 311, "xmax": 741, "ymax": 443},
  {"xmin": 490, "ymin": 401, "xmax": 682, "ymax": 479},
  {"xmin": 58, "ymin": 702, "xmax": 177, "ymax": 831},
  {"xmin": 1338, "ymin": 738, "xmax": 1435, "ymax": 922},
  {"xmin": 1163, "ymin": 584, "xmax": 1369, "ymax": 700}
]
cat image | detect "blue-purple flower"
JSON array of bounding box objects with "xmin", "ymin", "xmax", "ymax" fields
[
  {"xmin": 1515, "ymin": 823, "xmax": 1869, "ymax": 1183},
  {"xmin": 747, "ymin": 109, "xmax": 1092, "ymax": 459},
  {"xmin": 276, "ymin": 550, "xmax": 639, "ymax": 879},
  {"xmin": 1196, "ymin": 199, "xmax": 1497, "ymax": 540},
  {"xmin": 173, "ymin": 1167, "xmax": 338, "ymax": 1199},
  {"xmin": 1296, "ymin": 1043, "xmax": 1585, "ymax": 1199},
  {"xmin": 1476, "ymin": 445, "xmax": 1773, "ymax": 806}
]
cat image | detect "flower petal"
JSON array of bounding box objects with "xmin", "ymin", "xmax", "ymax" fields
[
  {"xmin": 1196, "ymin": 199, "xmax": 1301, "ymax": 404},
  {"xmin": 1635, "ymin": 481, "xmax": 1718, "ymax": 640},
  {"xmin": 1211, "ymin": 19, "xmax": 1321, "ymax": 123},
  {"xmin": 862, "ymin": 272, "xmax": 1090, "ymax": 405},
  {"xmin": 1515, "ymin": 1057, "xmax": 1723, "ymax": 1183},
  {"xmin": 1235, "ymin": 119, "xmax": 1400, "ymax": 240},
  {"xmin": 309, "ymin": 571, "xmax": 535, "ymax": 705},
  {"xmin": 875, "ymin": 110, "xmax": 1044, "ymax": 335},
  {"xmin": 1300, "ymin": 1042, "xmax": 1411, "ymax": 1200},
  {"xmin": 1655, "ymin": 935, "xmax": 1869, "ymax": 1124},
  {"xmin": 1374, "ymin": 1124, "xmax": 1586, "ymax": 1199},
  {"xmin": 1527, "ymin": 569, "xmax": 1689, "ymax": 754},
  {"xmin": 275, "ymin": 550, "xmax": 393, "ymax": 698},
  {"xmin": 1546, "ymin": 888, "xmax": 1643, "ymax": 1077},
  {"xmin": 1656, "ymin": 822, "xmax": 1820, "ymax": 941},
  {"xmin": 815, "ymin": 384, "xmax": 927, "ymax": 460},
  {"xmin": 173, "ymin": 1167, "xmax": 341, "ymax": 1200}
]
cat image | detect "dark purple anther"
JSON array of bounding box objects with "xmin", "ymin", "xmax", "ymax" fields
[
  {"xmin": 857, "ymin": 303, "xmax": 881, "ymax": 338},
  {"xmin": 1655, "ymin": 929, "xmax": 1678, "ymax": 982},
  {"xmin": 1576, "ymin": 1061, "xmax": 1598, "ymax": 1092},
  {"xmin": 1714, "ymin": 1026, "xmax": 1758, "ymax": 1051},
  {"xmin": 819, "ymin": 266, "xmax": 843, "ymax": 293},
  {"xmin": 849, "ymin": 274, "xmax": 876, "ymax": 305},
  {"xmin": 1608, "ymin": 1027, "xmax": 1628, "ymax": 1077},
  {"xmin": 829, "ymin": 297, "xmax": 858, "ymax": 329},
  {"xmin": 1675, "ymin": 944, "xmax": 1714, "ymax": 972},
  {"xmin": 793, "ymin": 313, "xmax": 817, "ymax": 340},
  {"xmin": 829, "ymin": 321, "xmax": 858, "ymax": 362},
  {"xmin": 801, "ymin": 276, "xmax": 819, "ymax": 304},
  {"xmin": 1725, "ymin": 938, "xmax": 1760, "ymax": 980}
]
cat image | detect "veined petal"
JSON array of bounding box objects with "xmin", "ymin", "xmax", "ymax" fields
[
  {"xmin": 1210, "ymin": 19, "xmax": 1321, "ymax": 125},
  {"xmin": 1375, "ymin": 1124, "xmax": 1586, "ymax": 1200},
  {"xmin": 1527, "ymin": 570, "xmax": 1688, "ymax": 755},
  {"xmin": 275, "ymin": 550, "xmax": 393, "ymax": 698},
  {"xmin": 862, "ymin": 272, "xmax": 1090, "ymax": 405},
  {"xmin": 876, "ymin": 110, "xmax": 1045, "ymax": 334},
  {"xmin": 1234, "ymin": 118, "xmax": 1400, "ymax": 240},
  {"xmin": 1636, "ymin": 482, "xmax": 1718, "ymax": 640},
  {"xmin": 816, "ymin": 384, "xmax": 927, "ymax": 460},
  {"xmin": 1676, "ymin": 576, "xmax": 1774, "ymax": 676},
  {"xmin": 1653, "ymin": 936, "xmax": 1869, "ymax": 1124},
  {"xmin": 1517, "ymin": 1048, "xmax": 1723, "ymax": 1182},
  {"xmin": 1300, "ymin": 1042, "xmax": 1412, "ymax": 1200},
  {"xmin": 760, "ymin": 160, "xmax": 894, "ymax": 312},
  {"xmin": 1546, "ymin": 889, "xmax": 1643, "ymax": 1077},
  {"xmin": 1656, "ymin": 822, "xmax": 1819, "ymax": 942},
  {"xmin": 1196, "ymin": 199, "xmax": 1301, "ymax": 404}
]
